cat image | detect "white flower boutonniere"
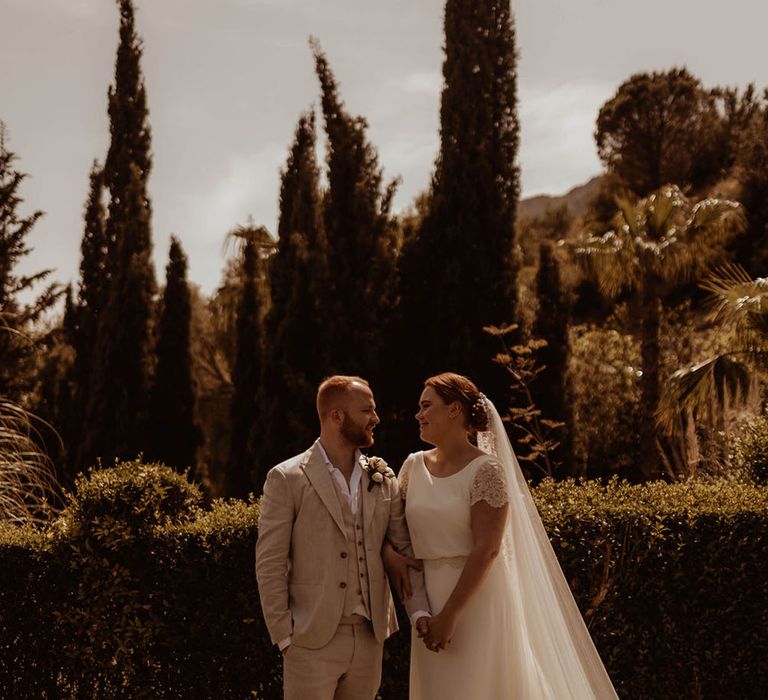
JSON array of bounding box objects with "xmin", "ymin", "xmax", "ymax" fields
[{"xmin": 363, "ymin": 456, "xmax": 396, "ymax": 492}]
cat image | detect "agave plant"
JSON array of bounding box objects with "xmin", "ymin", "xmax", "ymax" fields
[
  {"xmin": 0, "ymin": 397, "xmax": 60, "ymax": 524},
  {"xmin": 658, "ymin": 264, "xmax": 767, "ymax": 434},
  {"xmin": 571, "ymin": 185, "xmax": 745, "ymax": 479}
]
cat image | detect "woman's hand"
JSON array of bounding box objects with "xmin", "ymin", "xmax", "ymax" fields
[
  {"xmin": 422, "ymin": 612, "xmax": 457, "ymax": 653},
  {"xmin": 382, "ymin": 540, "xmax": 422, "ymax": 600}
]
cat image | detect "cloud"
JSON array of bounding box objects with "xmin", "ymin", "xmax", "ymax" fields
[
  {"xmin": 518, "ymin": 81, "xmax": 613, "ymax": 196},
  {"xmin": 399, "ymin": 71, "xmax": 442, "ymax": 97},
  {"xmin": 152, "ymin": 144, "xmax": 285, "ymax": 293},
  {"xmin": 6, "ymin": 0, "xmax": 105, "ymax": 20}
]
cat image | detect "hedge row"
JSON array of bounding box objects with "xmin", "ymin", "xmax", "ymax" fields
[{"xmin": 1, "ymin": 461, "xmax": 767, "ymax": 699}]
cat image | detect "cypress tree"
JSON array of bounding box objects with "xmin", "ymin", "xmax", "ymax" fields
[
  {"xmin": 149, "ymin": 236, "xmax": 200, "ymax": 475},
  {"xmin": 67, "ymin": 162, "xmax": 108, "ymax": 473},
  {"xmin": 78, "ymin": 0, "xmax": 155, "ymax": 469},
  {"xmin": 0, "ymin": 123, "xmax": 60, "ymax": 400},
  {"xmin": 311, "ymin": 40, "xmax": 399, "ymax": 383},
  {"xmin": 397, "ymin": 0, "xmax": 521, "ymax": 403},
  {"xmin": 533, "ymin": 241, "xmax": 573, "ymax": 474},
  {"xmin": 258, "ymin": 111, "xmax": 327, "ymax": 475},
  {"xmin": 226, "ymin": 227, "xmax": 273, "ymax": 498}
]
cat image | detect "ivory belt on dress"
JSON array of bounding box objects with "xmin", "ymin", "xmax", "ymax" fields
[{"xmin": 423, "ymin": 555, "xmax": 468, "ymax": 569}]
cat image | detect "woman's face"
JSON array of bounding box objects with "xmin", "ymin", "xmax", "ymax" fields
[{"xmin": 415, "ymin": 386, "xmax": 461, "ymax": 445}]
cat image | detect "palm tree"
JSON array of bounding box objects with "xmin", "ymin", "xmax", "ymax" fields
[
  {"xmin": 658, "ymin": 264, "xmax": 765, "ymax": 434},
  {"xmin": 570, "ymin": 185, "xmax": 745, "ymax": 479}
]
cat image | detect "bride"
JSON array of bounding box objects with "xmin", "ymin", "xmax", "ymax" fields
[{"xmin": 385, "ymin": 372, "xmax": 617, "ymax": 699}]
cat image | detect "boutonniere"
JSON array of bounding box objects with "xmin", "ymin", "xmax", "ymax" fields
[{"xmin": 363, "ymin": 456, "xmax": 396, "ymax": 491}]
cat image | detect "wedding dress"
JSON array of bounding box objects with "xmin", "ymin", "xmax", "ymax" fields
[{"xmin": 401, "ymin": 398, "xmax": 617, "ymax": 699}]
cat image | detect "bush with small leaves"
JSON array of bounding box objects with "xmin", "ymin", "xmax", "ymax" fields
[
  {"xmin": 2, "ymin": 463, "xmax": 768, "ymax": 698},
  {"xmin": 728, "ymin": 413, "xmax": 768, "ymax": 484}
]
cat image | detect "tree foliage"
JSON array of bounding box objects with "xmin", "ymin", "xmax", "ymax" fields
[
  {"xmin": 259, "ymin": 111, "xmax": 327, "ymax": 473},
  {"xmin": 595, "ymin": 68, "xmax": 724, "ymax": 195},
  {"xmin": 533, "ymin": 242, "xmax": 573, "ymax": 472},
  {"xmin": 226, "ymin": 226, "xmax": 274, "ymax": 498},
  {"xmin": 571, "ymin": 185, "xmax": 745, "ymax": 479},
  {"xmin": 660, "ymin": 264, "xmax": 767, "ymax": 436},
  {"xmin": 0, "ymin": 124, "xmax": 61, "ymax": 400},
  {"xmin": 149, "ymin": 237, "xmax": 200, "ymax": 475},
  {"xmin": 78, "ymin": 0, "xmax": 156, "ymax": 471},
  {"xmin": 732, "ymin": 89, "xmax": 768, "ymax": 274},
  {"xmin": 311, "ymin": 39, "xmax": 399, "ymax": 383},
  {"xmin": 396, "ymin": 0, "xmax": 521, "ymax": 413}
]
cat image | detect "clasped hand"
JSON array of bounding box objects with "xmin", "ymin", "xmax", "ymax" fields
[{"xmin": 417, "ymin": 613, "xmax": 455, "ymax": 653}]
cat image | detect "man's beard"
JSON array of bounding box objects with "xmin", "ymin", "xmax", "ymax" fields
[{"xmin": 340, "ymin": 415, "xmax": 374, "ymax": 447}]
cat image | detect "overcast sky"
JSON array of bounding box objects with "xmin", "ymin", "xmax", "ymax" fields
[{"xmin": 3, "ymin": 0, "xmax": 767, "ymax": 296}]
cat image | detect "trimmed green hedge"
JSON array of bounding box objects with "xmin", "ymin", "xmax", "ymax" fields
[{"xmin": 2, "ymin": 463, "xmax": 767, "ymax": 698}]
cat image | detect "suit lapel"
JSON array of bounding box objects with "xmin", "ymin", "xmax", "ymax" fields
[
  {"xmin": 302, "ymin": 441, "xmax": 347, "ymax": 538},
  {"xmin": 362, "ymin": 466, "xmax": 378, "ymax": 534}
]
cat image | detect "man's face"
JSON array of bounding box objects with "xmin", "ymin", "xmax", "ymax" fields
[{"xmin": 339, "ymin": 384, "xmax": 380, "ymax": 448}]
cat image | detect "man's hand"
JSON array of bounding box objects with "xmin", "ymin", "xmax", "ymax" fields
[
  {"xmin": 382, "ymin": 540, "xmax": 422, "ymax": 600},
  {"xmin": 415, "ymin": 615, "xmax": 430, "ymax": 638}
]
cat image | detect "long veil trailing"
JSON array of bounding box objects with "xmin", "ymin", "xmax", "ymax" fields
[{"xmin": 476, "ymin": 396, "xmax": 618, "ymax": 699}]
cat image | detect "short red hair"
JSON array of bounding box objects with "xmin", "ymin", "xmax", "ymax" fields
[{"xmin": 316, "ymin": 375, "xmax": 370, "ymax": 419}]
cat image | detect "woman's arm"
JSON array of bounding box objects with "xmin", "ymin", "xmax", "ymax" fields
[{"xmin": 422, "ymin": 499, "xmax": 508, "ymax": 652}]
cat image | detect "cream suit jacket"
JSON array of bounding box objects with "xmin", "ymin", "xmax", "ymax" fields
[{"xmin": 255, "ymin": 440, "xmax": 429, "ymax": 649}]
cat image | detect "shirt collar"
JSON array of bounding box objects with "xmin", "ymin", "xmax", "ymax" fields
[{"xmin": 317, "ymin": 440, "xmax": 364, "ymax": 474}]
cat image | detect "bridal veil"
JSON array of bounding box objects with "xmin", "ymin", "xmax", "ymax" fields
[{"xmin": 476, "ymin": 396, "xmax": 618, "ymax": 699}]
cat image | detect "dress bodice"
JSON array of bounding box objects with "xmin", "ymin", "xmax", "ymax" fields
[{"xmin": 399, "ymin": 451, "xmax": 508, "ymax": 560}]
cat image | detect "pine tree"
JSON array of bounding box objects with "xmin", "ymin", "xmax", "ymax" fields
[
  {"xmin": 226, "ymin": 226, "xmax": 273, "ymax": 498},
  {"xmin": 311, "ymin": 40, "xmax": 399, "ymax": 383},
  {"xmin": 148, "ymin": 236, "xmax": 200, "ymax": 475},
  {"xmin": 595, "ymin": 68, "xmax": 724, "ymax": 196},
  {"xmin": 0, "ymin": 123, "xmax": 61, "ymax": 400},
  {"xmin": 533, "ymin": 242, "xmax": 573, "ymax": 474},
  {"xmin": 397, "ymin": 0, "xmax": 521, "ymax": 406},
  {"xmin": 78, "ymin": 0, "xmax": 155, "ymax": 469},
  {"xmin": 258, "ymin": 111, "xmax": 327, "ymax": 476}
]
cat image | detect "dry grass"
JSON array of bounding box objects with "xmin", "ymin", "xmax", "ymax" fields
[{"xmin": 0, "ymin": 398, "xmax": 60, "ymax": 525}]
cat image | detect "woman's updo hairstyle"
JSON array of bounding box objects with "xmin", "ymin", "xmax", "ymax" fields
[{"xmin": 424, "ymin": 372, "xmax": 489, "ymax": 433}]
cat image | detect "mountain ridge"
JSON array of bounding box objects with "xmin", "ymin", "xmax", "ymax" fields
[{"xmin": 518, "ymin": 175, "xmax": 603, "ymax": 222}]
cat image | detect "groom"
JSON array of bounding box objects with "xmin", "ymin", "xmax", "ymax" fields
[{"xmin": 256, "ymin": 375, "xmax": 429, "ymax": 699}]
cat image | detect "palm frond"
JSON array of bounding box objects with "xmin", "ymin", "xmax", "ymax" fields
[
  {"xmin": 700, "ymin": 264, "xmax": 768, "ymax": 326},
  {"xmin": 570, "ymin": 227, "xmax": 639, "ymax": 297},
  {"xmin": 688, "ymin": 197, "xmax": 745, "ymax": 241},
  {"xmin": 657, "ymin": 355, "xmax": 754, "ymax": 434},
  {"xmin": 222, "ymin": 221, "xmax": 275, "ymax": 258}
]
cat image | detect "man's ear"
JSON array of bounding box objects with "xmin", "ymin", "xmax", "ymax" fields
[{"xmin": 330, "ymin": 407, "xmax": 345, "ymax": 425}]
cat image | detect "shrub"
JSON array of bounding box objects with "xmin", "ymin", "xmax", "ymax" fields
[
  {"xmin": 728, "ymin": 413, "xmax": 768, "ymax": 483},
  {"xmin": 55, "ymin": 458, "xmax": 203, "ymax": 541},
  {"xmin": 1, "ymin": 461, "xmax": 767, "ymax": 699},
  {"xmin": 569, "ymin": 325, "xmax": 642, "ymax": 477},
  {"xmin": 50, "ymin": 461, "xmax": 209, "ymax": 698}
]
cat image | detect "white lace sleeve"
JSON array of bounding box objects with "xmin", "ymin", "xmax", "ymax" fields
[
  {"xmin": 469, "ymin": 458, "xmax": 510, "ymax": 508},
  {"xmin": 398, "ymin": 456, "xmax": 412, "ymax": 500}
]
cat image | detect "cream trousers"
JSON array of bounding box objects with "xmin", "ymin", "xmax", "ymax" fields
[{"xmin": 282, "ymin": 618, "xmax": 383, "ymax": 700}]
